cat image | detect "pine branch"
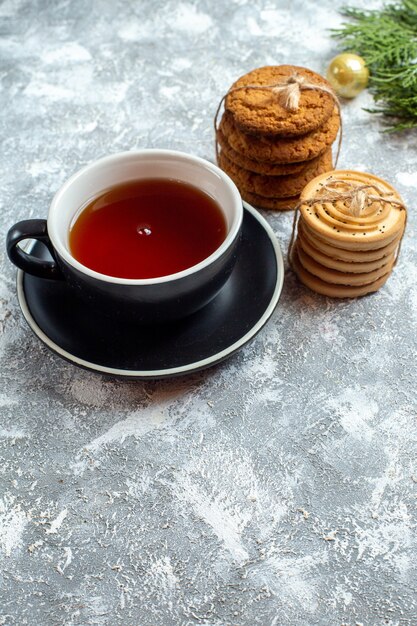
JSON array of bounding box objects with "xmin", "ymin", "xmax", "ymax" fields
[{"xmin": 331, "ymin": 0, "xmax": 417, "ymax": 131}]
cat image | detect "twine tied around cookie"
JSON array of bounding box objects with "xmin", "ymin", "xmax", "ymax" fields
[
  {"xmin": 214, "ymin": 73, "xmax": 342, "ymax": 166},
  {"xmin": 287, "ymin": 180, "xmax": 407, "ymax": 269}
]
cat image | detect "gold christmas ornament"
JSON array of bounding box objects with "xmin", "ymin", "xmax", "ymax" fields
[{"xmin": 326, "ymin": 53, "xmax": 369, "ymax": 98}]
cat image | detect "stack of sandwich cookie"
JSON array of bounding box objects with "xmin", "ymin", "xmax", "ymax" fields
[
  {"xmin": 216, "ymin": 65, "xmax": 340, "ymax": 210},
  {"xmin": 290, "ymin": 170, "xmax": 407, "ymax": 297}
]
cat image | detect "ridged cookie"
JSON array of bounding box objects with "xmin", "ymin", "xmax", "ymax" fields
[
  {"xmin": 220, "ymin": 109, "xmax": 340, "ymax": 164},
  {"xmin": 225, "ymin": 65, "xmax": 336, "ymax": 137},
  {"xmin": 296, "ymin": 241, "xmax": 396, "ymax": 286},
  {"xmin": 291, "ymin": 245, "xmax": 392, "ymax": 298},
  {"xmin": 219, "ymin": 149, "xmax": 333, "ymax": 198},
  {"xmin": 300, "ymin": 170, "xmax": 406, "ymax": 250},
  {"xmin": 298, "ymin": 220, "xmax": 402, "ymax": 263},
  {"xmin": 297, "ymin": 224, "xmax": 397, "ymax": 273}
]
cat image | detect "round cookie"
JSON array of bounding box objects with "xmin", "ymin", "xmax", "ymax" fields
[
  {"xmin": 219, "ymin": 149, "xmax": 333, "ymax": 198},
  {"xmin": 241, "ymin": 189, "xmax": 299, "ymax": 211},
  {"xmin": 217, "ymin": 128, "xmax": 307, "ymax": 175},
  {"xmin": 298, "ymin": 220, "xmax": 402, "ymax": 263},
  {"xmin": 299, "ymin": 170, "xmax": 406, "ymax": 251},
  {"xmin": 291, "ymin": 245, "xmax": 392, "ymax": 298},
  {"xmin": 296, "ymin": 241, "xmax": 396, "ymax": 286},
  {"xmin": 297, "ymin": 225, "xmax": 396, "ymax": 273},
  {"xmin": 225, "ymin": 65, "xmax": 336, "ymax": 137},
  {"xmin": 220, "ymin": 109, "xmax": 340, "ymax": 164}
]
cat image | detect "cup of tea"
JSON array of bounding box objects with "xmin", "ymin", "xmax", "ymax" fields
[{"xmin": 6, "ymin": 150, "xmax": 243, "ymax": 323}]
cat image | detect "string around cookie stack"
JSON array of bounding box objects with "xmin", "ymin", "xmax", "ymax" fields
[
  {"xmin": 287, "ymin": 180, "xmax": 407, "ymax": 269},
  {"xmin": 214, "ymin": 73, "xmax": 343, "ymax": 168}
]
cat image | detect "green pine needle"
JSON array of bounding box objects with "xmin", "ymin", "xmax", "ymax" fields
[{"xmin": 331, "ymin": 0, "xmax": 417, "ymax": 131}]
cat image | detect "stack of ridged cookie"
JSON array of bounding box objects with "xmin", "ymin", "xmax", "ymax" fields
[
  {"xmin": 217, "ymin": 65, "xmax": 340, "ymax": 210},
  {"xmin": 291, "ymin": 170, "xmax": 407, "ymax": 297}
]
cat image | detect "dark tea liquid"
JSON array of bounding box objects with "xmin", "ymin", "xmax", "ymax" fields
[{"xmin": 69, "ymin": 179, "xmax": 227, "ymax": 279}]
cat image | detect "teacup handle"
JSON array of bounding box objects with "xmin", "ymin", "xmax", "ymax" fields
[{"xmin": 6, "ymin": 219, "xmax": 64, "ymax": 280}]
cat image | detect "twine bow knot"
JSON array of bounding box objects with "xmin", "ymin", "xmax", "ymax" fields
[
  {"xmin": 271, "ymin": 73, "xmax": 307, "ymax": 111},
  {"xmin": 349, "ymin": 187, "xmax": 369, "ymax": 216}
]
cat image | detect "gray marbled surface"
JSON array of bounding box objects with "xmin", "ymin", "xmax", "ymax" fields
[{"xmin": 1, "ymin": 1, "xmax": 416, "ymax": 625}]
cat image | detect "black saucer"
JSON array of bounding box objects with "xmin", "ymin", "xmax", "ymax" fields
[{"xmin": 16, "ymin": 203, "xmax": 284, "ymax": 378}]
